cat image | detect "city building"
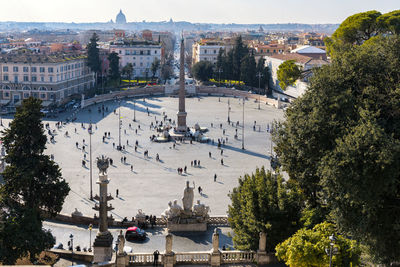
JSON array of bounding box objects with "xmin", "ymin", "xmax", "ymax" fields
[
  {"xmin": 0, "ymin": 50, "xmax": 95, "ymax": 108},
  {"xmin": 192, "ymin": 39, "xmax": 231, "ymax": 65},
  {"xmin": 109, "ymin": 40, "xmax": 163, "ymax": 78},
  {"xmin": 290, "ymin": 45, "xmax": 327, "ymax": 60}
]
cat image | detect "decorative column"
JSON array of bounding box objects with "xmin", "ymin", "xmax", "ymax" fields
[
  {"xmin": 92, "ymin": 155, "xmax": 114, "ymax": 264},
  {"xmin": 163, "ymin": 234, "xmax": 175, "ymax": 267},
  {"xmin": 177, "ymin": 34, "xmax": 187, "ymax": 132},
  {"xmin": 210, "ymin": 228, "xmax": 221, "ymax": 267},
  {"xmin": 257, "ymin": 232, "xmax": 277, "ymax": 265}
]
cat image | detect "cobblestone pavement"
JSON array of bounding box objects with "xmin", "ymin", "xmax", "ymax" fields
[{"xmin": 2, "ymin": 96, "xmax": 284, "ymax": 219}]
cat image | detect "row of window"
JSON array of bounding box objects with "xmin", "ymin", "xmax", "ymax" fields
[
  {"xmin": 3, "ymin": 92, "xmax": 49, "ymax": 99},
  {"xmin": 201, "ymin": 49, "xmax": 218, "ymax": 54},
  {"xmin": 120, "ymin": 50, "xmax": 158, "ymax": 56},
  {"xmin": 3, "ymin": 71, "xmax": 85, "ymax": 83},
  {"xmin": 2, "ymin": 62, "xmax": 84, "ymax": 73},
  {"xmin": 3, "ymin": 85, "xmax": 50, "ymax": 91}
]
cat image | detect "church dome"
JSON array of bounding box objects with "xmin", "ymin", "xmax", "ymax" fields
[{"xmin": 116, "ymin": 10, "xmax": 127, "ymax": 24}]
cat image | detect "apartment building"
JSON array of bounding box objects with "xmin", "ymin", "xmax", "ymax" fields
[
  {"xmin": 192, "ymin": 39, "xmax": 231, "ymax": 65},
  {"xmin": 109, "ymin": 40, "xmax": 163, "ymax": 78},
  {"xmin": 0, "ymin": 51, "xmax": 94, "ymax": 106}
]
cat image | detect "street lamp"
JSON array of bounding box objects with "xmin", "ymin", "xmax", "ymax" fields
[
  {"xmin": 256, "ymin": 72, "xmax": 263, "ymax": 110},
  {"xmin": 88, "ymin": 224, "xmax": 93, "ymax": 252},
  {"xmin": 88, "ymin": 124, "xmax": 93, "ymax": 200},
  {"xmin": 133, "ymin": 99, "xmax": 136, "ymax": 122},
  {"xmin": 227, "ymin": 99, "xmax": 231, "ymax": 123},
  {"xmin": 69, "ymin": 233, "xmax": 74, "ymax": 266},
  {"xmin": 242, "ymin": 97, "xmax": 245, "ymax": 150},
  {"xmin": 217, "ymin": 68, "xmax": 223, "ymax": 86},
  {"xmin": 325, "ymin": 234, "xmax": 338, "ymax": 267},
  {"xmin": 118, "ymin": 100, "xmax": 122, "ymax": 150}
]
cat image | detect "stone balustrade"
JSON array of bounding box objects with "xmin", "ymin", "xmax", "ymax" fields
[
  {"xmin": 221, "ymin": 250, "xmax": 256, "ymax": 263},
  {"xmin": 127, "ymin": 253, "xmax": 159, "ymax": 265},
  {"xmin": 175, "ymin": 251, "xmax": 210, "ymax": 264}
]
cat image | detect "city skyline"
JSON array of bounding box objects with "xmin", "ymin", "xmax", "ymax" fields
[{"xmin": 2, "ymin": 0, "xmax": 399, "ymax": 25}]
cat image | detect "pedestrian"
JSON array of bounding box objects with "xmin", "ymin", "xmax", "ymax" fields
[
  {"xmin": 113, "ymin": 143, "xmax": 115, "ymax": 148},
  {"xmin": 121, "ymin": 157, "xmax": 123, "ymax": 163},
  {"xmin": 153, "ymin": 250, "xmax": 160, "ymax": 266},
  {"xmin": 221, "ymin": 149, "xmax": 223, "ymax": 155},
  {"xmin": 198, "ymin": 186, "xmax": 202, "ymax": 194},
  {"xmin": 74, "ymin": 128, "xmax": 77, "ymax": 133},
  {"xmin": 84, "ymin": 154, "xmax": 86, "ymax": 160},
  {"xmin": 221, "ymin": 159, "xmax": 224, "ymax": 165},
  {"xmin": 198, "ymin": 160, "xmax": 200, "ymax": 166},
  {"xmin": 124, "ymin": 156, "xmax": 126, "ymax": 163},
  {"xmin": 191, "ymin": 161, "xmax": 193, "ymax": 167},
  {"xmin": 184, "ymin": 166, "xmax": 187, "ymax": 173},
  {"xmin": 110, "ymin": 158, "xmax": 113, "ymax": 165},
  {"xmin": 214, "ymin": 174, "xmax": 217, "ymax": 182},
  {"xmin": 124, "ymin": 129, "xmax": 126, "ymax": 134},
  {"xmin": 116, "ymin": 189, "xmax": 119, "ymax": 197},
  {"xmin": 135, "ymin": 145, "xmax": 137, "ymax": 152},
  {"xmin": 131, "ymin": 165, "xmax": 133, "ymax": 171},
  {"xmin": 76, "ymin": 142, "xmax": 78, "ymax": 148},
  {"xmin": 127, "ymin": 140, "xmax": 129, "ymax": 145},
  {"xmin": 209, "ymin": 152, "xmax": 211, "ymax": 158},
  {"xmin": 135, "ymin": 129, "xmax": 138, "ymax": 134}
]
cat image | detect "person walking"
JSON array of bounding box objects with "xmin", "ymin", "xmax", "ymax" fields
[
  {"xmin": 209, "ymin": 152, "xmax": 211, "ymax": 158},
  {"xmin": 214, "ymin": 174, "xmax": 217, "ymax": 182},
  {"xmin": 116, "ymin": 189, "xmax": 119, "ymax": 197}
]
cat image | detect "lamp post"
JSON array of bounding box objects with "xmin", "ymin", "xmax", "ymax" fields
[
  {"xmin": 88, "ymin": 224, "xmax": 93, "ymax": 252},
  {"xmin": 88, "ymin": 124, "xmax": 93, "ymax": 200},
  {"xmin": 227, "ymin": 99, "xmax": 230, "ymax": 123},
  {"xmin": 242, "ymin": 97, "xmax": 245, "ymax": 150},
  {"xmin": 118, "ymin": 100, "xmax": 121, "ymax": 150},
  {"xmin": 325, "ymin": 234, "xmax": 337, "ymax": 267},
  {"xmin": 133, "ymin": 99, "xmax": 136, "ymax": 122},
  {"xmin": 217, "ymin": 68, "xmax": 223, "ymax": 86},
  {"xmin": 256, "ymin": 72, "xmax": 263, "ymax": 110},
  {"xmin": 69, "ymin": 233, "xmax": 74, "ymax": 265}
]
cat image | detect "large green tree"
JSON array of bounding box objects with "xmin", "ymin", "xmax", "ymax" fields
[
  {"xmin": 240, "ymin": 55, "xmax": 256, "ymax": 87},
  {"xmin": 276, "ymin": 222, "xmax": 361, "ymax": 267},
  {"xmin": 151, "ymin": 58, "xmax": 161, "ymax": 78},
  {"xmin": 228, "ymin": 167, "xmax": 303, "ymax": 252},
  {"xmin": 86, "ymin": 33, "xmax": 101, "ymax": 78},
  {"xmin": 276, "ymin": 60, "xmax": 302, "ymax": 90},
  {"xmin": 273, "ymin": 35, "xmax": 400, "ymax": 264},
  {"xmin": 0, "ymin": 98, "xmax": 70, "ymax": 264},
  {"xmin": 108, "ymin": 51, "xmax": 120, "ymax": 82},
  {"xmin": 191, "ymin": 61, "xmax": 214, "ymax": 82}
]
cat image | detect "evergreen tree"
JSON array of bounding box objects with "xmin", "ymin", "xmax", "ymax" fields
[
  {"xmin": 228, "ymin": 167, "xmax": 303, "ymax": 252},
  {"xmin": 232, "ymin": 36, "xmax": 249, "ymax": 80},
  {"xmin": 108, "ymin": 52, "xmax": 120, "ymax": 82},
  {"xmin": 192, "ymin": 61, "xmax": 214, "ymax": 82},
  {"xmin": 0, "ymin": 98, "xmax": 70, "ymax": 264},
  {"xmin": 240, "ymin": 55, "xmax": 256, "ymax": 86},
  {"xmin": 151, "ymin": 58, "xmax": 161, "ymax": 78},
  {"xmin": 86, "ymin": 33, "xmax": 101, "ymax": 80}
]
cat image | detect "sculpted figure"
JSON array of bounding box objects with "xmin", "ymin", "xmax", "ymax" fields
[
  {"xmin": 162, "ymin": 201, "xmax": 173, "ymax": 219},
  {"xmin": 182, "ymin": 181, "xmax": 194, "ymax": 212},
  {"xmin": 193, "ymin": 200, "xmax": 210, "ymax": 218}
]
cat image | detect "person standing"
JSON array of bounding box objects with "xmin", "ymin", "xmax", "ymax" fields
[
  {"xmin": 214, "ymin": 174, "xmax": 217, "ymax": 182},
  {"xmin": 116, "ymin": 189, "xmax": 119, "ymax": 197},
  {"xmin": 153, "ymin": 250, "xmax": 159, "ymax": 266}
]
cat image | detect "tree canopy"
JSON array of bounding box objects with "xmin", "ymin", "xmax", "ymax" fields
[
  {"xmin": 86, "ymin": 33, "xmax": 101, "ymax": 74},
  {"xmin": 276, "ymin": 222, "xmax": 361, "ymax": 267},
  {"xmin": 273, "ymin": 35, "xmax": 400, "ymax": 264},
  {"xmin": 276, "ymin": 60, "xmax": 302, "ymax": 90},
  {"xmin": 107, "ymin": 51, "xmax": 120, "ymax": 81},
  {"xmin": 228, "ymin": 167, "xmax": 303, "ymax": 252},
  {"xmin": 0, "ymin": 98, "xmax": 70, "ymax": 264},
  {"xmin": 191, "ymin": 60, "xmax": 214, "ymax": 82},
  {"xmin": 151, "ymin": 58, "xmax": 161, "ymax": 78}
]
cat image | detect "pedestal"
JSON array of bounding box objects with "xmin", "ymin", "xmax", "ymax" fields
[
  {"xmin": 163, "ymin": 252, "xmax": 176, "ymax": 267},
  {"xmin": 210, "ymin": 252, "xmax": 221, "ymax": 267},
  {"xmin": 176, "ymin": 111, "xmax": 187, "ymax": 132},
  {"xmin": 93, "ymin": 231, "xmax": 113, "ymax": 263},
  {"xmin": 167, "ymin": 222, "xmax": 207, "ymax": 232}
]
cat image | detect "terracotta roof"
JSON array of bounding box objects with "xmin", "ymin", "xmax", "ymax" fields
[
  {"xmin": 269, "ymin": 53, "xmax": 313, "ymax": 64},
  {"xmin": 0, "ymin": 51, "xmax": 86, "ymax": 64}
]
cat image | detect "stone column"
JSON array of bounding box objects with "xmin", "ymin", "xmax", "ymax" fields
[
  {"xmin": 257, "ymin": 232, "xmax": 277, "ymax": 265},
  {"xmin": 116, "ymin": 231, "xmax": 127, "ymax": 267},
  {"xmin": 164, "ymin": 234, "xmax": 175, "ymax": 267},
  {"xmin": 177, "ymin": 35, "xmax": 187, "ymax": 132},
  {"xmin": 210, "ymin": 228, "xmax": 221, "ymax": 267}
]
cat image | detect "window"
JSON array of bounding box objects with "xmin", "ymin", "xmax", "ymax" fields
[
  {"xmin": 3, "ymin": 75, "xmax": 8, "ymax": 81},
  {"xmin": 23, "ymin": 76, "xmax": 29, "ymax": 82},
  {"xmin": 23, "ymin": 66, "xmax": 29, "ymax": 72},
  {"xmin": 40, "ymin": 93, "xmax": 46, "ymax": 99},
  {"xmin": 119, "ymin": 50, "xmax": 122, "ymax": 54},
  {"xmin": 125, "ymin": 50, "xmax": 130, "ymax": 55},
  {"xmin": 140, "ymin": 51, "xmax": 143, "ymax": 55},
  {"xmin": 3, "ymin": 66, "xmax": 8, "ymax": 72},
  {"xmin": 154, "ymin": 50, "xmax": 157, "ymax": 54},
  {"xmin": 133, "ymin": 50, "xmax": 137, "ymax": 55},
  {"xmin": 4, "ymin": 92, "xmax": 9, "ymax": 97},
  {"xmin": 214, "ymin": 50, "xmax": 217, "ymax": 54},
  {"xmin": 60, "ymin": 66, "xmax": 63, "ymax": 72},
  {"xmin": 40, "ymin": 67, "xmax": 45, "ymax": 73},
  {"xmin": 23, "ymin": 86, "xmax": 30, "ymax": 90},
  {"xmin": 204, "ymin": 49, "xmax": 207, "ymax": 54},
  {"xmin": 133, "ymin": 63, "xmax": 136, "ymax": 67},
  {"xmin": 41, "ymin": 76, "xmax": 44, "ymax": 82},
  {"xmin": 39, "ymin": 86, "xmax": 47, "ymax": 91},
  {"xmin": 13, "ymin": 66, "xmax": 18, "ymax": 72},
  {"xmin": 3, "ymin": 85, "xmax": 10, "ymax": 90},
  {"xmin": 24, "ymin": 93, "xmax": 29, "ymax": 98},
  {"xmin": 14, "ymin": 76, "xmax": 18, "ymax": 83},
  {"xmin": 68, "ymin": 65, "xmax": 71, "ymax": 70},
  {"xmin": 48, "ymin": 67, "xmax": 54, "ymax": 73},
  {"xmin": 147, "ymin": 50, "xmax": 150, "ymax": 55},
  {"xmin": 49, "ymin": 76, "xmax": 53, "ymax": 82},
  {"xmin": 31, "ymin": 67, "xmax": 37, "ymax": 72},
  {"xmin": 140, "ymin": 62, "xmax": 143, "ymax": 67},
  {"xmin": 31, "ymin": 76, "xmax": 37, "ymax": 82}
]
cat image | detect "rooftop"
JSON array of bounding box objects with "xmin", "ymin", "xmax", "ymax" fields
[
  {"xmin": 291, "ymin": 45, "xmax": 326, "ymax": 54},
  {"xmin": 0, "ymin": 50, "xmax": 86, "ymax": 64},
  {"xmin": 269, "ymin": 53, "xmax": 314, "ymax": 64}
]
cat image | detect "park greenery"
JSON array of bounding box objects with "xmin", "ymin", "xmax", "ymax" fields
[
  {"xmin": 227, "ymin": 167, "xmax": 303, "ymax": 252},
  {"xmin": 86, "ymin": 33, "xmax": 101, "ymax": 76},
  {"xmin": 0, "ymin": 98, "xmax": 70, "ymax": 264},
  {"xmin": 273, "ymin": 13, "xmax": 400, "ymax": 265},
  {"xmin": 276, "ymin": 60, "xmax": 302, "ymax": 90},
  {"xmin": 276, "ymin": 222, "xmax": 361, "ymax": 267},
  {"xmin": 191, "ymin": 60, "xmax": 214, "ymax": 82},
  {"xmin": 107, "ymin": 51, "xmax": 121, "ymax": 83}
]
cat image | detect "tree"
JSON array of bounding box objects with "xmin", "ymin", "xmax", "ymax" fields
[
  {"xmin": 232, "ymin": 36, "xmax": 249, "ymax": 80},
  {"xmin": 151, "ymin": 58, "xmax": 161, "ymax": 78},
  {"xmin": 228, "ymin": 167, "xmax": 303, "ymax": 251},
  {"xmin": 276, "ymin": 222, "xmax": 361, "ymax": 267},
  {"xmin": 256, "ymin": 57, "xmax": 271, "ymax": 94},
  {"xmin": 161, "ymin": 64, "xmax": 173, "ymax": 81},
  {"xmin": 273, "ymin": 35, "xmax": 400, "ymax": 263},
  {"xmin": 240, "ymin": 55, "xmax": 256, "ymax": 86},
  {"xmin": 191, "ymin": 61, "xmax": 214, "ymax": 82},
  {"xmin": 107, "ymin": 51, "xmax": 120, "ymax": 82},
  {"xmin": 377, "ymin": 10, "xmax": 400, "ymax": 34},
  {"xmin": 86, "ymin": 33, "xmax": 101, "ymax": 84},
  {"xmin": 276, "ymin": 60, "xmax": 302, "ymax": 90},
  {"xmin": 0, "ymin": 98, "xmax": 70, "ymax": 264}
]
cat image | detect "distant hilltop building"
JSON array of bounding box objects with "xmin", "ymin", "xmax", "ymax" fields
[{"xmin": 116, "ymin": 10, "xmax": 127, "ymax": 24}]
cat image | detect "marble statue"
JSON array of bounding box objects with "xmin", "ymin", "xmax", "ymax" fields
[
  {"xmin": 117, "ymin": 230, "xmax": 125, "ymax": 254},
  {"xmin": 193, "ymin": 200, "xmax": 210, "ymax": 218},
  {"xmin": 162, "ymin": 201, "xmax": 173, "ymax": 219},
  {"xmin": 96, "ymin": 155, "xmax": 109, "ymax": 175},
  {"xmin": 182, "ymin": 180, "xmax": 194, "ymax": 212}
]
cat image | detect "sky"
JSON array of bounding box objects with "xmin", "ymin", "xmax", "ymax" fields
[{"xmin": 1, "ymin": 0, "xmax": 399, "ymax": 24}]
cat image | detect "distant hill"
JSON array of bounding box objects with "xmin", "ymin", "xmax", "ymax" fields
[{"xmin": 0, "ymin": 21, "xmax": 339, "ymax": 34}]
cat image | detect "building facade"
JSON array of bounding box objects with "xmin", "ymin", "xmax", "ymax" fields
[
  {"xmin": 192, "ymin": 41, "xmax": 226, "ymax": 65},
  {"xmin": 0, "ymin": 51, "xmax": 95, "ymax": 106},
  {"xmin": 109, "ymin": 41, "xmax": 163, "ymax": 78}
]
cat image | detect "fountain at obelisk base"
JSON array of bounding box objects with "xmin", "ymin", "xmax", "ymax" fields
[
  {"xmin": 92, "ymin": 155, "xmax": 114, "ymax": 264},
  {"xmin": 162, "ymin": 181, "xmax": 210, "ymax": 232}
]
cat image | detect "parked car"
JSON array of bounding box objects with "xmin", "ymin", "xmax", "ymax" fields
[{"xmin": 125, "ymin": 226, "xmax": 147, "ymax": 241}]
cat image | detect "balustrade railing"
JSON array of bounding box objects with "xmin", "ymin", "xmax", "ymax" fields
[
  {"xmin": 175, "ymin": 251, "xmax": 210, "ymax": 264},
  {"xmin": 221, "ymin": 250, "xmax": 256, "ymax": 264},
  {"xmin": 127, "ymin": 253, "xmax": 161, "ymax": 265}
]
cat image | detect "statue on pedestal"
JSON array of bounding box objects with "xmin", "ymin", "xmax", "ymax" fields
[{"xmin": 182, "ymin": 181, "xmax": 194, "ymax": 213}]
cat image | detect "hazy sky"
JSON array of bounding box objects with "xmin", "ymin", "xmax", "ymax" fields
[{"xmin": 1, "ymin": 0, "xmax": 399, "ymax": 24}]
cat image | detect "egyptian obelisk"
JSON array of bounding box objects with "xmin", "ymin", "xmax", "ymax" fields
[{"xmin": 177, "ymin": 34, "xmax": 187, "ymax": 132}]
